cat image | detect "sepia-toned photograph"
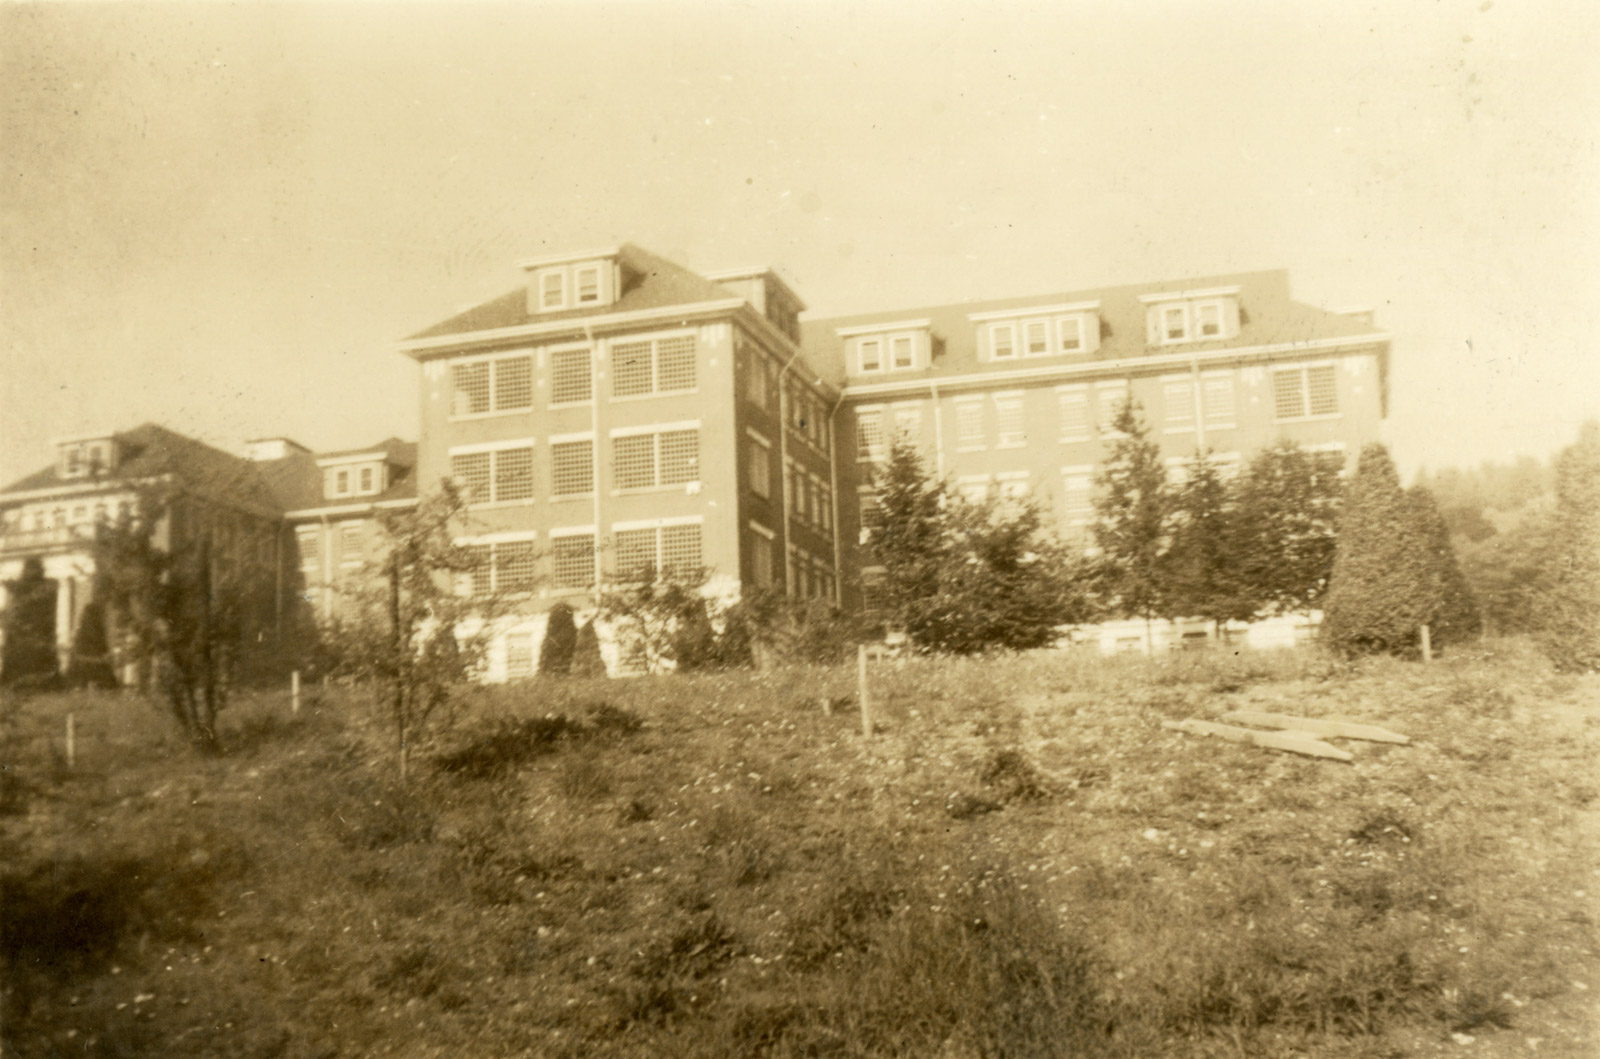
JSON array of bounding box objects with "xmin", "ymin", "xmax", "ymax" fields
[{"xmin": 2, "ymin": 2, "xmax": 1597, "ymax": 1056}]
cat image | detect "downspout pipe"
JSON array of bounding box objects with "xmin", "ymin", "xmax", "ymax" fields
[{"xmin": 775, "ymin": 348, "xmax": 803, "ymax": 597}]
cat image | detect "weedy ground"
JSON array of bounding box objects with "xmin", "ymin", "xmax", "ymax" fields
[{"xmin": 2, "ymin": 639, "xmax": 1596, "ymax": 1058}]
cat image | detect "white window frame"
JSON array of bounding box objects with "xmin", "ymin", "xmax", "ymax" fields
[
  {"xmin": 608, "ymin": 420, "xmax": 702, "ymax": 494},
  {"xmin": 1056, "ymin": 314, "xmax": 1086, "ymax": 354},
  {"xmin": 1161, "ymin": 375, "xmax": 1197, "ymax": 435},
  {"xmin": 1200, "ymin": 370, "xmax": 1237, "ymax": 431},
  {"xmin": 1060, "ymin": 464, "xmax": 1095, "ymax": 526},
  {"xmin": 449, "ymin": 439, "xmax": 537, "ymax": 507},
  {"xmin": 957, "ymin": 474, "xmax": 991, "ymax": 504},
  {"xmin": 1162, "ymin": 303, "xmax": 1190, "ymax": 344},
  {"xmin": 574, "ymin": 265, "xmax": 601, "ymax": 305},
  {"xmin": 1095, "ymin": 381, "xmax": 1129, "ymax": 438},
  {"xmin": 855, "ymin": 405, "xmax": 886, "ymax": 463},
  {"xmin": 1057, "ymin": 384, "xmax": 1091, "ymax": 443},
  {"xmin": 548, "ymin": 525, "xmax": 599, "ymax": 590},
  {"xmin": 857, "ymin": 337, "xmax": 883, "ymax": 373},
  {"xmin": 610, "ymin": 515, "xmax": 705, "ymax": 581},
  {"xmin": 989, "ymin": 322, "xmax": 1018, "ymax": 361},
  {"xmin": 996, "ymin": 470, "xmax": 1030, "ymax": 501},
  {"xmin": 955, "ymin": 396, "xmax": 986, "ymax": 451},
  {"xmin": 607, "ymin": 330, "xmax": 698, "ymax": 400},
  {"xmin": 549, "ymin": 431, "xmax": 597, "ymax": 498},
  {"xmin": 891, "ymin": 333, "xmax": 915, "ymax": 370},
  {"xmin": 456, "ymin": 530, "xmax": 541, "ymax": 597},
  {"xmin": 992, "ymin": 391, "xmax": 1025, "ymax": 448},
  {"xmin": 449, "ymin": 350, "xmax": 536, "ymax": 420},
  {"xmin": 540, "ymin": 270, "xmax": 566, "ymax": 311},
  {"xmin": 1023, "ymin": 318, "xmax": 1050, "ymax": 357},
  {"xmin": 1194, "ymin": 300, "xmax": 1224, "ymax": 339},
  {"xmin": 548, "ymin": 344, "xmax": 595, "ymax": 406}
]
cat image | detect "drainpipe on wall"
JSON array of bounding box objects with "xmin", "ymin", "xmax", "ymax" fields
[
  {"xmin": 1191, "ymin": 356, "xmax": 1207, "ymax": 452},
  {"xmin": 931, "ymin": 382, "xmax": 944, "ymax": 478},
  {"xmin": 586, "ymin": 321, "xmax": 602, "ymax": 595},
  {"xmin": 827, "ymin": 389, "xmax": 846, "ymax": 607},
  {"xmin": 775, "ymin": 349, "xmax": 802, "ymax": 597}
]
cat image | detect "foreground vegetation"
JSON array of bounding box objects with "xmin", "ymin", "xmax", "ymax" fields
[{"xmin": 3, "ymin": 641, "xmax": 1597, "ymax": 1057}]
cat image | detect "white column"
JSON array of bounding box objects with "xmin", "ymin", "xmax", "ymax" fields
[{"xmin": 55, "ymin": 575, "xmax": 75, "ymax": 670}]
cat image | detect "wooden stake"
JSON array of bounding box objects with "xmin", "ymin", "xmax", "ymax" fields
[
  {"xmin": 857, "ymin": 643, "xmax": 872, "ymax": 738},
  {"xmin": 66, "ymin": 712, "xmax": 76, "ymax": 769},
  {"xmin": 1419, "ymin": 624, "xmax": 1432, "ymax": 663},
  {"xmin": 291, "ymin": 669, "xmax": 301, "ymax": 715}
]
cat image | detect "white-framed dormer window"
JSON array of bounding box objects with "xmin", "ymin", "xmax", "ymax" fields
[
  {"xmin": 1056, "ymin": 315, "xmax": 1085, "ymax": 354},
  {"xmin": 1141, "ymin": 287, "xmax": 1240, "ymax": 346},
  {"xmin": 1162, "ymin": 304, "xmax": 1189, "ymax": 343},
  {"xmin": 1195, "ymin": 301, "xmax": 1223, "ymax": 339},
  {"xmin": 990, "ymin": 322, "xmax": 1017, "ymax": 360},
  {"xmin": 858, "ymin": 337, "xmax": 883, "ymax": 373},
  {"xmin": 1023, "ymin": 319, "xmax": 1050, "ymax": 357},
  {"xmin": 575, "ymin": 266, "xmax": 601, "ymax": 305},
  {"xmin": 891, "ymin": 334, "xmax": 915, "ymax": 370},
  {"xmin": 541, "ymin": 271, "xmax": 565, "ymax": 310}
]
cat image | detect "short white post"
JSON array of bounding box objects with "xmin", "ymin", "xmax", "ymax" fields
[
  {"xmin": 291, "ymin": 669, "xmax": 301, "ymax": 715},
  {"xmin": 857, "ymin": 644, "xmax": 872, "ymax": 738},
  {"xmin": 1420, "ymin": 624, "xmax": 1432, "ymax": 664},
  {"xmin": 66, "ymin": 712, "xmax": 76, "ymax": 769}
]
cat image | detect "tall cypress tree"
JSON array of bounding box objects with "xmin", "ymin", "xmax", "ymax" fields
[
  {"xmin": 1232, "ymin": 442, "xmax": 1343, "ymax": 619},
  {"xmin": 1408, "ymin": 486, "xmax": 1482, "ymax": 648},
  {"xmin": 1, "ymin": 558, "xmax": 59, "ymax": 688},
  {"xmin": 1161, "ymin": 449, "xmax": 1247, "ymax": 626},
  {"xmin": 1538, "ymin": 421, "xmax": 1600, "ymax": 671},
  {"xmin": 1323, "ymin": 444, "xmax": 1437, "ymax": 656}
]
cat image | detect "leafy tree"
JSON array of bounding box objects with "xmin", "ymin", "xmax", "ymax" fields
[
  {"xmin": 598, "ymin": 566, "xmax": 747, "ymax": 673},
  {"xmin": 1457, "ymin": 500, "xmax": 1558, "ymax": 637},
  {"xmin": 1231, "ymin": 442, "xmax": 1344, "ymax": 619},
  {"xmin": 0, "ymin": 558, "xmax": 58, "ymax": 689},
  {"xmin": 870, "ymin": 437, "xmax": 1088, "ymax": 653},
  {"xmin": 1092, "ymin": 400, "xmax": 1170, "ymax": 628},
  {"xmin": 1160, "ymin": 449, "xmax": 1247, "ymax": 627},
  {"xmin": 1536, "ymin": 421, "xmax": 1600, "ymax": 671},
  {"xmin": 320, "ymin": 482, "xmax": 498, "ymax": 779},
  {"xmin": 538, "ymin": 602, "xmax": 578, "ymax": 676},
  {"xmin": 724, "ymin": 588, "xmax": 863, "ymax": 667},
  {"xmin": 1408, "ymin": 486, "xmax": 1482, "ymax": 647},
  {"xmin": 1323, "ymin": 445, "xmax": 1444, "ymax": 657}
]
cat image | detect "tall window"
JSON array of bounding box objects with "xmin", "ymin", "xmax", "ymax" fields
[
  {"xmin": 1162, "ymin": 305, "xmax": 1188, "ymax": 342},
  {"xmin": 749, "ymin": 525, "xmax": 775, "ymax": 587},
  {"xmin": 541, "ymin": 272, "xmax": 565, "ymax": 310},
  {"xmin": 957, "ymin": 400, "xmax": 985, "ymax": 449},
  {"xmin": 1061, "ymin": 467, "xmax": 1094, "ymax": 525},
  {"xmin": 1273, "ymin": 365, "xmax": 1339, "ymax": 420},
  {"xmin": 1096, "ymin": 383, "xmax": 1129, "ymax": 436},
  {"xmin": 452, "ymin": 355, "xmax": 534, "ymax": 416},
  {"xmin": 611, "ymin": 427, "xmax": 700, "ymax": 490},
  {"xmin": 451, "ymin": 444, "xmax": 535, "ymax": 505},
  {"xmin": 1163, "ymin": 378, "xmax": 1195, "ymax": 432},
  {"xmin": 744, "ymin": 348, "xmax": 770, "ymax": 408},
  {"xmin": 550, "ymin": 348, "xmax": 593, "ymax": 404},
  {"xmin": 858, "ymin": 338, "xmax": 882, "ymax": 373},
  {"xmin": 1058, "ymin": 387, "xmax": 1090, "ymax": 442},
  {"xmin": 994, "ymin": 394, "xmax": 1025, "ymax": 447},
  {"xmin": 611, "ymin": 334, "xmax": 697, "ymax": 397},
  {"xmin": 550, "ymin": 440, "xmax": 595, "ymax": 497},
  {"xmin": 856, "ymin": 408, "xmax": 885, "ymax": 462},
  {"xmin": 575, "ymin": 266, "xmax": 600, "ymax": 305},
  {"xmin": 1196, "ymin": 302, "xmax": 1223, "ymax": 338},
  {"xmin": 1057, "ymin": 315, "xmax": 1085, "ymax": 353},
  {"xmin": 747, "ymin": 433, "xmax": 771, "ymax": 498},
  {"xmin": 990, "ymin": 323, "xmax": 1017, "ymax": 359},
  {"xmin": 1024, "ymin": 319, "xmax": 1049, "ymax": 356},
  {"xmin": 891, "ymin": 334, "xmax": 915, "ymax": 369},
  {"xmin": 550, "ymin": 533, "xmax": 596, "ymax": 589},
  {"xmin": 464, "ymin": 538, "xmax": 539, "ymax": 595},
  {"xmin": 1202, "ymin": 373, "xmax": 1236, "ymax": 429},
  {"xmin": 339, "ymin": 523, "xmax": 364, "ymax": 564},
  {"xmin": 614, "ymin": 522, "xmax": 702, "ymax": 580}
]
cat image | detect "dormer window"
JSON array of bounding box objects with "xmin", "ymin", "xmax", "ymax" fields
[
  {"xmin": 575, "ymin": 266, "xmax": 600, "ymax": 305},
  {"xmin": 971, "ymin": 302, "xmax": 1100, "ymax": 362},
  {"xmin": 321, "ymin": 457, "xmax": 388, "ymax": 500},
  {"xmin": 859, "ymin": 337, "xmax": 882, "ymax": 372},
  {"xmin": 891, "ymin": 334, "xmax": 914, "ymax": 369},
  {"xmin": 1141, "ymin": 286, "xmax": 1240, "ymax": 346},
  {"xmin": 839, "ymin": 319, "xmax": 932, "ymax": 375},
  {"xmin": 58, "ymin": 438, "xmax": 115, "ymax": 479},
  {"xmin": 541, "ymin": 272, "xmax": 565, "ymax": 310},
  {"xmin": 522, "ymin": 249, "xmax": 622, "ymax": 314}
]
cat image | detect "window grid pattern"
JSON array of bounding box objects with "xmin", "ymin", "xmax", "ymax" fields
[
  {"xmin": 658, "ymin": 430, "xmax": 699, "ymax": 486},
  {"xmin": 550, "ymin": 349, "xmax": 593, "ymax": 404},
  {"xmin": 611, "ymin": 335, "xmax": 697, "ymax": 397},
  {"xmin": 497, "ymin": 540, "xmax": 539, "ymax": 592},
  {"xmin": 612, "ymin": 342, "xmax": 654, "ymax": 397},
  {"xmin": 1164, "ymin": 380, "xmax": 1195, "ymax": 431},
  {"xmin": 451, "ymin": 452, "xmax": 492, "ymax": 504},
  {"xmin": 1203, "ymin": 376, "xmax": 1235, "ymax": 426},
  {"xmin": 614, "ymin": 529, "xmax": 657, "ymax": 580},
  {"xmin": 340, "ymin": 525, "xmax": 363, "ymax": 563},
  {"xmin": 465, "ymin": 544, "xmax": 493, "ymax": 597},
  {"xmin": 995, "ymin": 397, "xmax": 1025, "ymax": 447},
  {"xmin": 551, "ymin": 534, "xmax": 596, "ymax": 589},
  {"xmin": 452, "ymin": 362, "xmax": 490, "ymax": 416},
  {"xmin": 550, "ymin": 441, "xmax": 595, "ymax": 497},
  {"xmin": 1059, "ymin": 390, "xmax": 1090, "ymax": 442},
  {"xmin": 745, "ymin": 350, "xmax": 770, "ymax": 408},
  {"xmin": 1058, "ymin": 316, "xmax": 1084, "ymax": 352},
  {"xmin": 657, "ymin": 336, "xmax": 697, "ymax": 392},
  {"xmin": 1307, "ymin": 366, "xmax": 1338, "ymax": 416},
  {"xmin": 493, "ymin": 447, "xmax": 535, "ymax": 502},
  {"xmin": 660, "ymin": 524, "xmax": 702, "ymax": 574},
  {"xmin": 1273, "ymin": 366, "xmax": 1339, "ymax": 420},
  {"xmin": 495, "ymin": 357, "xmax": 533, "ymax": 411},
  {"xmin": 856, "ymin": 410, "xmax": 884, "ymax": 461},
  {"xmin": 612, "ymin": 434, "xmax": 657, "ymax": 490},
  {"xmin": 296, "ymin": 529, "xmax": 320, "ymax": 571}
]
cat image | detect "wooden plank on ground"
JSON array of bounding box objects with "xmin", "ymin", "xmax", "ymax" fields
[
  {"xmin": 1162, "ymin": 719, "xmax": 1355, "ymax": 762},
  {"xmin": 1220, "ymin": 710, "xmax": 1410, "ymax": 745}
]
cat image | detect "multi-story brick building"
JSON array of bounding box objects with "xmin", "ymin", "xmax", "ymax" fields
[{"xmin": 403, "ymin": 246, "xmax": 1388, "ymax": 668}]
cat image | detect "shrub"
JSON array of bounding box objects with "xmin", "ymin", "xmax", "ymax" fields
[
  {"xmin": 64, "ymin": 597, "xmax": 117, "ymax": 689},
  {"xmin": 571, "ymin": 618, "xmax": 606, "ymax": 678},
  {"xmin": 1409, "ymin": 485, "xmax": 1481, "ymax": 647},
  {"xmin": 538, "ymin": 603, "xmax": 578, "ymax": 676},
  {"xmin": 0, "ymin": 558, "xmax": 58, "ymax": 689},
  {"xmin": 1536, "ymin": 421, "xmax": 1600, "ymax": 671}
]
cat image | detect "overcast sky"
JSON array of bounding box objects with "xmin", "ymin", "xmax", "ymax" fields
[{"xmin": 3, "ymin": 1, "xmax": 1597, "ymax": 488}]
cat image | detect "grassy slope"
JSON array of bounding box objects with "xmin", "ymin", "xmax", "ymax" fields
[{"xmin": 2, "ymin": 641, "xmax": 1596, "ymax": 1058}]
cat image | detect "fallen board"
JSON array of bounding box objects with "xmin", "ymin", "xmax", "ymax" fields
[
  {"xmin": 1162, "ymin": 719, "xmax": 1355, "ymax": 762},
  {"xmin": 1220, "ymin": 711, "xmax": 1410, "ymax": 745}
]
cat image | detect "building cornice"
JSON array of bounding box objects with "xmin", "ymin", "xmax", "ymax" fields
[
  {"xmin": 838, "ymin": 332, "xmax": 1390, "ymax": 400},
  {"xmin": 397, "ymin": 298, "xmax": 748, "ymax": 359}
]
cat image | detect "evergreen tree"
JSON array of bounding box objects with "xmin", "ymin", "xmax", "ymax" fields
[
  {"xmin": 570, "ymin": 618, "xmax": 607, "ymax": 678},
  {"xmin": 1408, "ymin": 486, "xmax": 1482, "ymax": 647},
  {"xmin": 1323, "ymin": 444, "xmax": 1438, "ymax": 656},
  {"xmin": 65, "ymin": 596, "xmax": 118, "ymax": 689},
  {"xmin": 538, "ymin": 602, "xmax": 577, "ymax": 676},
  {"xmin": 1161, "ymin": 449, "xmax": 1248, "ymax": 626},
  {"xmin": 1092, "ymin": 400, "xmax": 1170, "ymax": 626},
  {"xmin": 0, "ymin": 557, "xmax": 58, "ymax": 689},
  {"xmin": 1537, "ymin": 421, "xmax": 1600, "ymax": 671},
  {"xmin": 1232, "ymin": 442, "xmax": 1344, "ymax": 619},
  {"xmin": 871, "ymin": 436, "xmax": 950, "ymax": 635}
]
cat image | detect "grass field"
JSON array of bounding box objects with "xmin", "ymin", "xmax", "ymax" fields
[{"xmin": 2, "ymin": 639, "xmax": 1596, "ymax": 1058}]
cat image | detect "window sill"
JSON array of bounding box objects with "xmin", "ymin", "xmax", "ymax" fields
[
  {"xmin": 1204, "ymin": 421, "xmax": 1237, "ymax": 431},
  {"xmin": 1059, "ymin": 435, "xmax": 1091, "ymax": 445},
  {"xmin": 609, "ymin": 388, "xmax": 699, "ymax": 404},
  {"xmin": 956, "ymin": 444, "xmax": 987, "ymax": 453},
  {"xmin": 996, "ymin": 440, "xmax": 1027, "ymax": 450},
  {"xmin": 549, "ymin": 492, "xmax": 596, "ymax": 502},
  {"xmin": 548, "ymin": 399, "xmax": 595, "ymax": 410},
  {"xmin": 611, "ymin": 484, "xmax": 695, "ymax": 497},
  {"xmin": 468, "ymin": 499, "xmax": 536, "ymax": 511},
  {"xmin": 1163, "ymin": 426, "xmax": 1196, "ymax": 435},
  {"xmin": 1273, "ymin": 412, "xmax": 1343, "ymax": 424},
  {"xmin": 448, "ymin": 408, "xmax": 534, "ymax": 423}
]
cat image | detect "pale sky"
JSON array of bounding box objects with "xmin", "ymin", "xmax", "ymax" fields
[{"xmin": 3, "ymin": 1, "xmax": 1597, "ymax": 488}]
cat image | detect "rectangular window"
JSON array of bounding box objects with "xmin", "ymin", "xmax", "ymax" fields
[
  {"xmin": 749, "ymin": 526, "xmax": 774, "ymax": 587},
  {"xmin": 613, "ymin": 523, "xmax": 702, "ymax": 581},
  {"xmin": 612, "ymin": 434, "xmax": 657, "ymax": 490},
  {"xmin": 994, "ymin": 394, "xmax": 1025, "ymax": 447},
  {"xmin": 859, "ymin": 490, "xmax": 884, "ymax": 532},
  {"xmin": 464, "ymin": 544, "xmax": 493, "ymax": 597},
  {"xmin": 990, "ymin": 323, "xmax": 1016, "ymax": 360},
  {"xmin": 860, "ymin": 568, "xmax": 886, "ymax": 614},
  {"xmin": 296, "ymin": 528, "xmax": 320, "ymax": 571},
  {"xmin": 550, "ymin": 348, "xmax": 593, "ymax": 404},
  {"xmin": 575, "ymin": 266, "xmax": 600, "ymax": 305},
  {"xmin": 856, "ymin": 408, "xmax": 884, "ymax": 462},
  {"xmin": 1202, "ymin": 373, "xmax": 1236, "ymax": 428},
  {"xmin": 505, "ymin": 633, "xmax": 535, "ymax": 681},
  {"xmin": 1062, "ymin": 470, "xmax": 1094, "ymax": 524},
  {"xmin": 1163, "ymin": 378, "xmax": 1195, "ymax": 432},
  {"xmin": 1273, "ymin": 365, "xmax": 1339, "ymax": 420},
  {"xmin": 747, "ymin": 434, "xmax": 771, "ymax": 498},
  {"xmin": 1057, "ymin": 315, "xmax": 1084, "ymax": 353},
  {"xmin": 1097, "ymin": 384, "xmax": 1128, "ymax": 436},
  {"xmin": 891, "ymin": 334, "xmax": 915, "ymax": 369},
  {"xmin": 958, "ymin": 476, "xmax": 990, "ymax": 503},
  {"xmin": 744, "ymin": 349, "xmax": 769, "ymax": 407},
  {"xmin": 497, "ymin": 539, "xmax": 538, "ymax": 592},
  {"xmin": 613, "ymin": 528, "xmax": 657, "ymax": 580},
  {"xmin": 892, "ymin": 404, "xmax": 921, "ymax": 442},
  {"xmin": 858, "ymin": 337, "xmax": 882, "ymax": 373},
  {"xmin": 541, "ymin": 271, "xmax": 565, "ymax": 310},
  {"xmin": 997, "ymin": 471, "xmax": 1030, "ymax": 500},
  {"xmin": 611, "ymin": 335, "xmax": 696, "ymax": 397},
  {"xmin": 1163, "ymin": 305, "xmax": 1188, "ymax": 342},
  {"xmin": 1196, "ymin": 302, "xmax": 1222, "ymax": 338},
  {"xmin": 452, "ymin": 445, "xmax": 534, "ymax": 505},
  {"xmin": 1058, "ymin": 388, "xmax": 1090, "ymax": 442},
  {"xmin": 821, "ymin": 483, "xmax": 833, "ymax": 531},
  {"xmin": 494, "ymin": 356, "xmax": 533, "ymax": 411},
  {"xmin": 550, "ymin": 440, "xmax": 595, "ymax": 497},
  {"xmin": 1024, "ymin": 319, "xmax": 1049, "ymax": 356},
  {"xmin": 358, "ymin": 466, "xmax": 375, "ymax": 493},
  {"xmin": 334, "ymin": 469, "xmax": 351, "ymax": 496},
  {"xmin": 957, "ymin": 400, "xmax": 985, "ymax": 448},
  {"xmin": 452, "ymin": 361, "xmax": 491, "ymax": 416},
  {"xmin": 659, "ymin": 429, "xmax": 699, "ymax": 485},
  {"xmin": 660, "ymin": 523, "xmax": 702, "ymax": 574},
  {"xmin": 339, "ymin": 524, "xmax": 363, "ymax": 563},
  {"xmin": 550, "ymin": 533, "xmax": 596, "ymax": 589}
]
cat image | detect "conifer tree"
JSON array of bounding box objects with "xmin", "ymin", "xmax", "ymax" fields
[
  {"xmin": 1092, "ymin": 400, "xmax": 1170, "ymax": 627},
  {"xmin": 538, "ymin": 602, "xmax": 577, "ymax": 676},
  {"xmin": 1161, "ymin": 449, "xmax": 1247, "ymax": 627},
  {"xmin": 1537, "ymin": 420, "xmax": 1600, "ymax": 670},
  {"xmin": 0, "ymin": 557, "xmax": 58, "ymax": 689},
  {"xmin": 1408, "ymin": 486, "xmax": 1482, "ymax": 647},
  {"xmin": 570, "ymin": 618, "xmax": 607, "ymax": 678},
  {"xmin": 1232, "ymin": 442, "xmax": 1343, "ymax": 619},
  {"xmin": 1323, "ymin": 444, "xmax": 1438, "ymax": 656}
]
